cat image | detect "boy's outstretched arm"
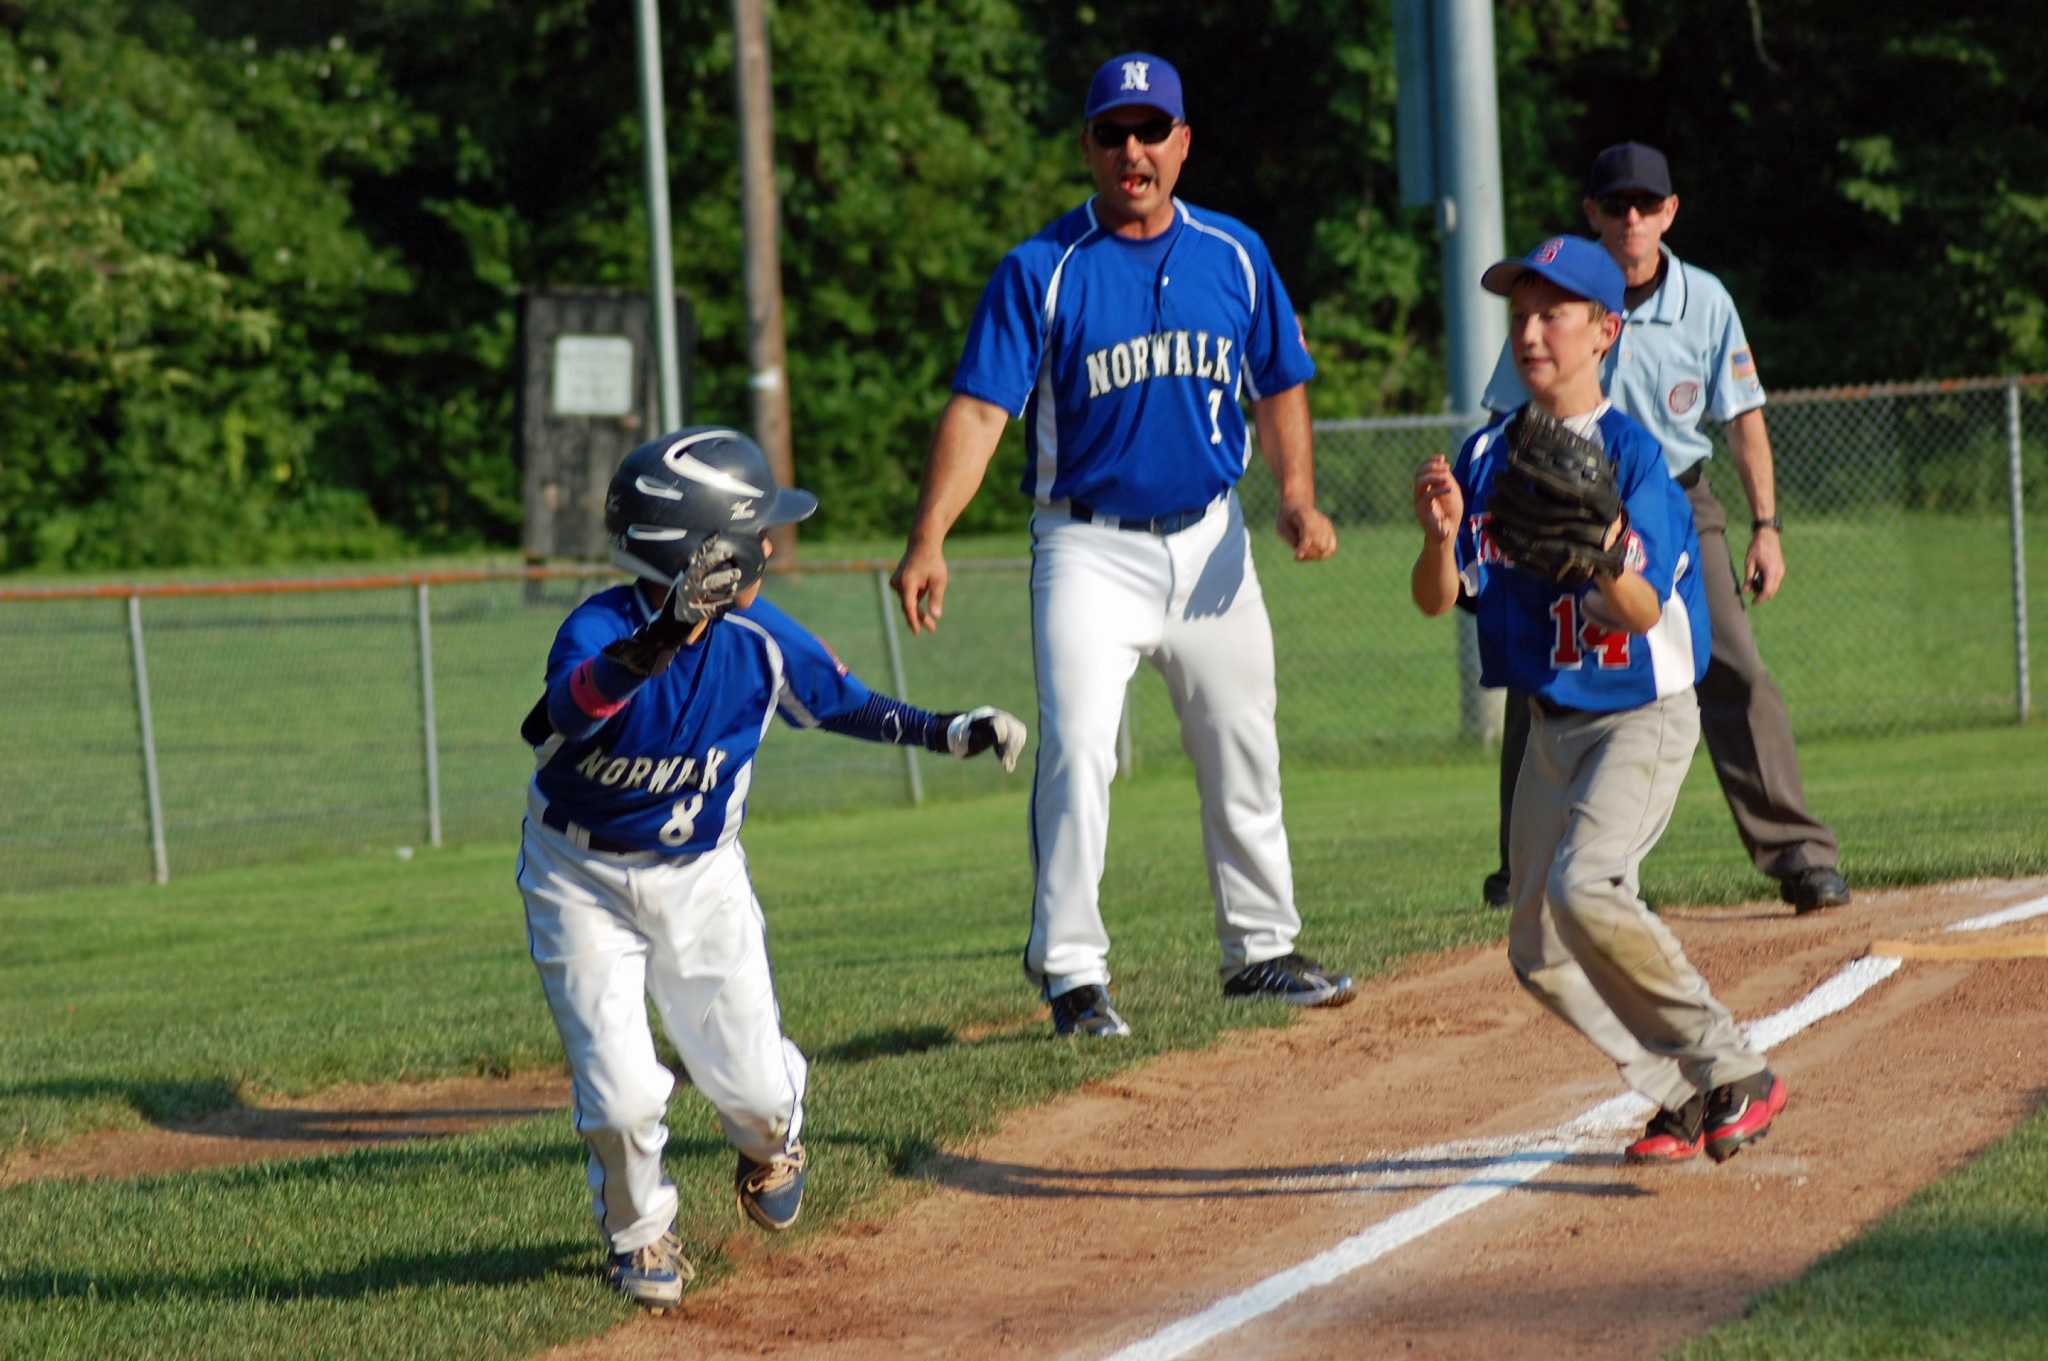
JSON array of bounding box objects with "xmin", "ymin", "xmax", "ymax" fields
[{"xmin": 817, "ymin": 694, "xmax": 1028, "ymax": 772}]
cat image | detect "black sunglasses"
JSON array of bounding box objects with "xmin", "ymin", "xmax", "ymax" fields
[
  {"xmin": 1596, "ymin": 192, "xmax": 1667, "ymax": 218},
  {"xmin": 1090, "ymin": 117, "xmax": 1179, "ymax": 148}
]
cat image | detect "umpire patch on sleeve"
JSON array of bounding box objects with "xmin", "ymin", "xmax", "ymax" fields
[{"xmin": 1732, "ymin": 347, "xmax": 1757, "ymax": 381}]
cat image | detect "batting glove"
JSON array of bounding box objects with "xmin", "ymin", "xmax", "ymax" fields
[
  {"xmin": 658, "ymin": 540, "xmax": 746, "ymax": 630},
  {"xmin": 606, "ymin": 542, "xmax": 746, "ymax": 677},
  {"xmin": 946, "ymin": 706, "xmax": 1027, "ymax": 772}
]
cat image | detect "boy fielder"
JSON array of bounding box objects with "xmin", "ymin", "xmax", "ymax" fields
[
  {"xmin": 516, "ymin": 427, "xmax": 1026, "ymax": 1310},
  {"xmin": 1409, "ymin": 238, "xmax": 1787, "ymax": 1165}
]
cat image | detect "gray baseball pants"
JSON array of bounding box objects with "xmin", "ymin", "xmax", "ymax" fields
[{"xmin": 1507, "ymin": 691, "xmax": 1766, "ymax": 1112}]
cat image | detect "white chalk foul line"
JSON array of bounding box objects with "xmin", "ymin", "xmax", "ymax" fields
[
  {"xmin": 1948, "ymin": 895, "xmax": 2048, "ymax": 933},
  {"xmin": 1102, "ymin": 893, "xmax": 2048, "ymax": 1361},
  {"xmin": 1100, "ymin": 949, "xmax": 1935, "ymax": 1361},
  {"xmin": 1101, "ymin": 894, "xmax": 2048, "ymax": 1361}
]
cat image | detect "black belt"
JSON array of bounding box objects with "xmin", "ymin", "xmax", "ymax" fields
[
  {"xmin": 1675, "ymin": 462, "xmax": 1704, "ymax": 489},
  {"xmin": 1069, "ymin": 498, "xmax": 1214, "ymax": 536},
  {"xmin": 1531, "ymin": 694, "xmax": 1589, "ymax": 720},
  {"xmin": 540, "ymin": 804, "xmax": 639, "ymax": 855}
]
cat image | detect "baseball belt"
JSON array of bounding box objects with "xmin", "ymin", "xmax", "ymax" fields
[
  {"xmin": 1067, "ymin": 496, "xmax": 1218, "ymax": 536},
  {"xmin": 536, "ymin": 798, "xmax": 638, "ymax": 851}
]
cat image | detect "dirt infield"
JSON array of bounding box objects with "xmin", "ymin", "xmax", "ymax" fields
[{"xmin": 13, "ymin": 879, "xmax": 2046, "ymax": 1360}]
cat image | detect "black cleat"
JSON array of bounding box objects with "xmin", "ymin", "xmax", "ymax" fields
[
  {"xmin": 1222, "ymin": 952, "xmax": 1356, "ymax": 1008},
  {"xmin": 1050, "ymin": 983, "xmax": 1132, "ymax": 1038},
  {"xmin": 1780, "ymin": 867, "xmax": 1851, "ymax": 914}
]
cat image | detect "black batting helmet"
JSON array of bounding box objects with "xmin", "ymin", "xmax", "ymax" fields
[{"xmin": 604, "ymin": 426, "xmax": 817, "ymax": 592}]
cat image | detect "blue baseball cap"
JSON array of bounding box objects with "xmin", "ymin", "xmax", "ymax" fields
[
  {"xmin": 1085, "ymin": 53, "xmax": 1184, "ymax": 122},
  {"xmin": 1480, "ymin": 236, "xmax": 1625, "ymax": 314}
]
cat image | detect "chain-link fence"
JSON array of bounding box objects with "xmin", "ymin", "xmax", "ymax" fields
[
  {"xmin": 1265, "ymin": 373, "xmax": 2044, "ymax": 752},
  {"xmin": 2, "ymin": 376, "xmax": 2040, "ymax": 891}
]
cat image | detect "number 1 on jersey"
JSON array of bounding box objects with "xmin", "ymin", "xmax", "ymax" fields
[{"xmin": 1207, "ymin": 389, "xmax": 1224, "ymax": 445}]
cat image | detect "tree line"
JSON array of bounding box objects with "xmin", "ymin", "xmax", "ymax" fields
[{"xmin": 2, "ymin": 0, "xmax": 2039, "ymax": 571}]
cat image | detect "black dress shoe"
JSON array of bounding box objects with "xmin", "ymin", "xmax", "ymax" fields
[
  {"xmin": 1780, "ymin": 866, "xmax": 1851, "ymax": 913},
  {"xmin": 1481, "ymin": 871, "xmax": 1511, "ymax": 910}
]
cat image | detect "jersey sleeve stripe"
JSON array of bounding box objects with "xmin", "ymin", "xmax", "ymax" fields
[
  {"xmin": 1032, "ymin": 359, "xmax": 1062, "ymax": 501},
  {"xmin": 1177, "ymin": 203, "xmax": 1258, "ymax": 308},
  {"xmin": 1041, "ymin": 220, "xmax": 1100, "ymax": 328},
  {"xmin": 1031, "ymin": 211, "xmax": 1103, "ymax": 500},
  {"xmin": 725, "ymin": 613, "xmax": 813, "ymax": 728}
]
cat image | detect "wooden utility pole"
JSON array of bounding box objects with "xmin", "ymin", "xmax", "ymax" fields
[{"xmin": 732, "ymin": 0, "xmax": 798, "ymax": 557}]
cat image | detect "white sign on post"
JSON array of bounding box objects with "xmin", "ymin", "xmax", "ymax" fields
[{"xmin": 551, "ymin": 335, "xmax": 636, "ymax": 416}]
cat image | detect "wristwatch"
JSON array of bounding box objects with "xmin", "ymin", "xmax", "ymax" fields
[{"xmin": 1752, "ymin": 515, "xmax": 1782, "ymax": 532}]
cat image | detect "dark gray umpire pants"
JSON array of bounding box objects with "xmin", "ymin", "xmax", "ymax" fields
[{"xmin": 1494, "ymin": 465, "xmax": 1840, "ymax": 886}]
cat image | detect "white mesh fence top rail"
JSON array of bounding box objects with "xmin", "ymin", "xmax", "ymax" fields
[{"xmin": 1, "ymin": 376, "xmax": 2038, "ymax": 890}]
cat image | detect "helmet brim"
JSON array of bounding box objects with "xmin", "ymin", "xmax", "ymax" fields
[{"xmin": 761, "ymin": 487, "xmax": 818, "ymax": 526}]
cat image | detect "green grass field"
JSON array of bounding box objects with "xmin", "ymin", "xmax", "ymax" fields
[{"xmin": 3, "ymin": 723, "xmax": 2045, "ymax": 1360}]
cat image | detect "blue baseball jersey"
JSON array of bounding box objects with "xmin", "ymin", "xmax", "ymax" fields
[
  {"xmin": 529, "ymin": 588, "xmax": 871, "ymax": 854},
  {"xmin": 951, "ymin": 197, "xmax": 1315, "ymax": 520},
  {"xmin": 1483, "ymin": 244, "xmax": 1765, "ymax": 479},
  {"xmin": 1452, "ymin": 403, "xmax": 1711, "ymax": 710}
]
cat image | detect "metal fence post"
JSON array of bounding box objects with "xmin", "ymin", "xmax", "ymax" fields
[
  {"xmin": 875, "ymin": 569, "xmax": 924, "ymax": 805},
  {"xmin": 2008, "ymin": 377, "xmax": 2032, "ymax": 722},
  {"xmin": 416, "ymin": 581, "xmax": 444, "ymax": 847},
  {"xmin": 126, "ymin": 594, "xmax": 170, "ymax": 884}
]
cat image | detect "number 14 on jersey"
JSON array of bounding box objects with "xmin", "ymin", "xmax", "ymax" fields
[{"xmin": 1548, "ymin": 595, "xmax": 1631, "ymax": 669}]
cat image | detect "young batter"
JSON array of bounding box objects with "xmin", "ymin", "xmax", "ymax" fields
[
  {"xmin": 890, "ymin": 52, "xmax": 1352, "ymax": 1038},
  {"xmin": 1410, "ymin": 239, "xmax": 1786, "ymax": 1166},
  {"xmin": 517, "ymin": 427, "xmax": 1026, "ymax": 1310}
]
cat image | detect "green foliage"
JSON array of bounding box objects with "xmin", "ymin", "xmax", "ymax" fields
[
  {"xmin": 1, "ymin": 0, "xmax": 2044, "ymax": 562},
  {"xmin": 0, "ymin": 3, "xmax": 420, "ymax": 570},
  {"xmin": 1560, "ymin": 0, "xmax": 2048, "ymax": 386},
  {"xmin": 723, "ymin": 0, "xmax": 1082, "ymax": 534}
]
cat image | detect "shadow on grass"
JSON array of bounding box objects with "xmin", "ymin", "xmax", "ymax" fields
[
  {"xmin": 1, "ymin": 1075, "xmax": 241, "ymax": 1125},
  {"xmin": 3, "ymin": 1073, "xmax": 569, "ymax": 1151},
  {"xmin": 811, "ymin": 1011, "xmax": 1057, "ymax": 1065},
  {"xmin": 1739, "ymin": 1222, "xmax": 2048, "ymax": 1337},
  {"xmin": 800, "ymin": 944, "xmax": 1021, "ymax": 971},
  {"xmin": 0, "ymin": 1239, "xmax": 594, "ymax": 1305},
  {"xmin": 152, "ymin": 1101, "xmax": 568, "ymax": 1146},
  {"xmin": 813, "ymin": 1025, "xmax": 955, "ymax": 1064}
]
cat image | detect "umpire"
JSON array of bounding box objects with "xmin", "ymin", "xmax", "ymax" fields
[{"xmin": 1478, "ymin": 142, "xmax": 1850, "ymax": 914}]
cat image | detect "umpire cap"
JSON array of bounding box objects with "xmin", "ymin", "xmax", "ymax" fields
[{"xmin": 1587, "ymin": 142, "xmax": 1673, "ymax": 199}]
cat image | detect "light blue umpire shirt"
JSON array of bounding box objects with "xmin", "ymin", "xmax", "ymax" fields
[{"xmin": 1482, "ymin": 243, "xmax": 1767, "ymax": 481}]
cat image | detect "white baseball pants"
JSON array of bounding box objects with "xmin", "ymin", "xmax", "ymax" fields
[
  {"xmin": 517, "ymin": 808, "xmax": 806, "ymax": 1255},
  {"xmin": 1024, "ymin": 491, "xmax": 1301, "ymax": 999}
]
